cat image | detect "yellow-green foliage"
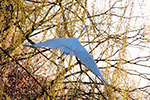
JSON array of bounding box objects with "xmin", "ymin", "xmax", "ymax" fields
[{"xmin": 0, "ymin": 0, "xmax": 149, "ymax": 100}]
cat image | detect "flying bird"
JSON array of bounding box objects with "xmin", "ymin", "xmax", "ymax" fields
[{"xmin": 24, "ymin": 25, "xmax": 112, "ymax": 87}]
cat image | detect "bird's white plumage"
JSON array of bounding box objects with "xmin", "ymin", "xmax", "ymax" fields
[{"xmin": 24, "ymin": 38, "xmax": 112, "ymax": 86}]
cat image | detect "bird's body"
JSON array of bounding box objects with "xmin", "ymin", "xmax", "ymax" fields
[{"xmin": 24, "ymin": 25, "xmax": 112, "ymax": 87}]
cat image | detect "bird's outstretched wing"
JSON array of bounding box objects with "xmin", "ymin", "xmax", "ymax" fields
[
  {"xmin": 24, "ymin": 38, "xmax": 65, "ymax": 49},
  {"xmin": 24, "ymin": 38, "xmax": 112, "ymax": 86},
  {"xmin": 24, "ymin": 38, "xmax": 78, "ymax": 56},
  {"xmin": 72, "ymin": 39, "xmax": 112, "ymax": 86}
]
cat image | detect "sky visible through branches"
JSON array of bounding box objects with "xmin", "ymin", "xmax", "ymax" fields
[
  {"xmin": 0, "ymin": 0, "xmax": 150, "ymax": 99},
  {"xmin": 87, "ymin": 0, "xmax": 150, "ymax": 87}
]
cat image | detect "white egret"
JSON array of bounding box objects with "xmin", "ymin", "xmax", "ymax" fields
[{"xmin": 24, "ymin": 25, "xmax": 112, "ymax": 87}]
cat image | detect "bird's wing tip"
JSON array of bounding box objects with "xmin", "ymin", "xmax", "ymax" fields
[{"xmin": 23, "ymin": 45, "xmax": 35, "ymax": 47}]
